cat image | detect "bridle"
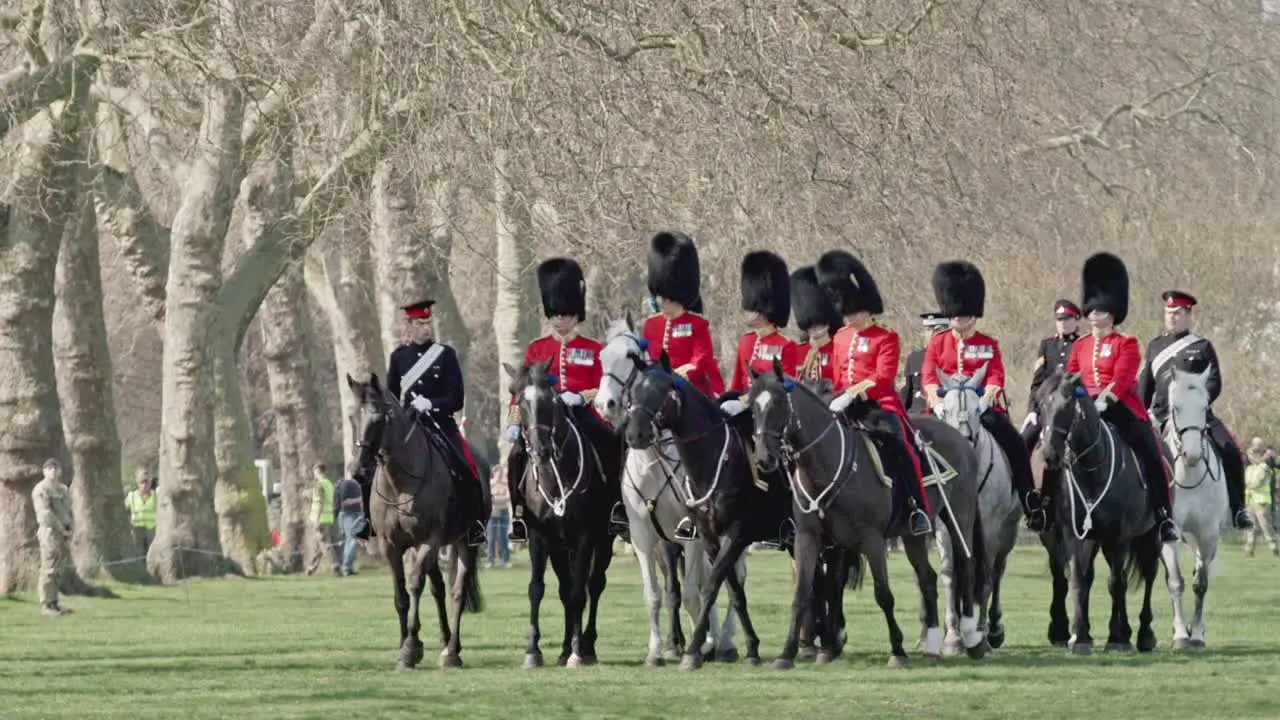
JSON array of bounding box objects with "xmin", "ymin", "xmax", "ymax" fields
[
  {"xmin": 519, "ymin": 382, "xmax": 589, "ymax": 517},
  {"xmin": 753, "ymin": 381, "xmax": 851, "ymax": 517},
  {"xmin": 352, "ymin": 389, "xmax": 433, "ymax": 513}
]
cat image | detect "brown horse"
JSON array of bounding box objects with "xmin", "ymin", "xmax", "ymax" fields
[{"xmin": 347, "ymin": 374, "xmax": 488, "ymax": 670}]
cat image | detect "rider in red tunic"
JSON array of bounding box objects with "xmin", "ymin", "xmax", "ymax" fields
[
  {"xmin": 921, "ymin": 261, "xmax": 1045, "ymax": 532},
  {"xmin": 640, "ymin": 232, "xmax": 726, "ymax": 400},
  {"xmin": 790, "ymin": 266, "xmax": 842, "ymax": 385},
  {"xmin": 817, "ymin": 250, "xmax": 932, "ymax": 536},
  {"xmin": 727, "ymin": 251, "xmax": 799, "ymax": 392},
  {"xmin": 1063, "ymin": 252, "xmax": 1179, "ymax": 544},
  {"xmin": 504, "ymin": 258, "xmax": 629, "ymax": 542}
]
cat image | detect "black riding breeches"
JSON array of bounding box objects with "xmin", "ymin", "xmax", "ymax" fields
[
  {"xmin": 1208, "ymin": 418, "xmax": 1246, "ymax": 512},
  {"xmin": 1101, "ymin": 404, "xmax": 1172, "ymax": 513},
  {"xmin": 980, "ymin": 408, "xmax": 1036, "ymax": 496}
]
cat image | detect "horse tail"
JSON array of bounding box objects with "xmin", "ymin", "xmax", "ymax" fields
[
  {"xmin": 845, "ymin": 550, "xmax": 866, "ymax": 591},
  {"xmin": 1123, "ymin": 544, "xmax": 1144, "ymax": 590},
  {"xmin": 969, "ymin": 504, "xmax": 988, "ymax": 602},
  {"xmin": 463, "ymin": 567, "xmax": 486, "ymax": 614}
]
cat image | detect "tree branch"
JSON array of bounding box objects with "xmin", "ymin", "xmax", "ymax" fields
[
  {"xmin": 528, "ymin": 1, "xmax": 680, "ymax": 63},
  {"xmin": 0, "ymin": 50, "xmax": 100, "ymax": 140},
  {"xmin": 91, "ymin": 84, "xmax": 188, "ymax": 184}
]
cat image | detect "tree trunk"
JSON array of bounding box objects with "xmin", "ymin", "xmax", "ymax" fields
[
  {"xmin": 0, "ymin": 79, "xmax": 94, "ymax": 592},
  {"xmin": 261, "ymin": 266, "xmax": 331, "ymax": 572},
  {"xmin": 149, "ymin": 79, "xmax": 246, "ymax": 582},
  {"xmin": 53, "ymin": 104, "xmax": 138, "ymax": 581},
  {"xmin": 491, "ymin": 149, "xmax": 539, "ymax": 457}
]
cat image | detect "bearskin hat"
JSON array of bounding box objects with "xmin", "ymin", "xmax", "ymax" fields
[
  {"xmin": 790, "ymin": 266, "xmax": 842, "ymax": 333},
  {"xmin": 1080, "ymin": 252, "xmax": 1129, "ymax": 325},
  {"xmin": 815, "ymin": 250, "xmax": 883, "ymax": 316},
  {"xmin": 932, "ymin": 261, "xmax": 985, "ymax": 318},
  {"xmin": 740, "ymin": 251, "xmax": 791, "ymax": 327},
  {"xmin": 646, "ymin": 231, "xmax": 700, "ymax": 309},
  {"xmin": 536, "ymin": 257, "xmax": 586, "ymax": 321}
]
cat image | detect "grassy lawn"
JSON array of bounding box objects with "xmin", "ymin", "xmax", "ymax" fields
[{"xmin": 3, "ymin": 544, "xmax": 1280, "ymax": 719}]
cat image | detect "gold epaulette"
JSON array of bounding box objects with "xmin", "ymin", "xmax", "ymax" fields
[{"xmin": 1034, "ymin": 356, "xmax": 1045, "ymax": 369}]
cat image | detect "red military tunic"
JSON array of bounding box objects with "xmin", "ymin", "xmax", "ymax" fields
[
  {"xmin": 1066, "ymin": 330, "xmax": 1148, "ymax": 421},
  {"xmin": 830, "ymin": 321, "xmax": 909, "ymax": 419},
  {"xmin": 728, "ymin": 328, "xmax": 799, "ymax": 392},
  {"xmin": 642, "ymin": 311, "xmax": 726, "ymax": 398},
  {"xmin": 796, "ymin": 339, "xmax": 835, "ymax": 384},
  {"xmin": 921, "ymin": 329, "xmax": 1009, "ymax": 413},
  {"xmin": 507, "ymin": 333, "xmax": 604, "ymax": 419}
]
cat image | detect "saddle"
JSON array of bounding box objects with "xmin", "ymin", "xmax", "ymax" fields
[{"xmin": 412, "ymin": 413, "xmax": 479, "ymax": 485}]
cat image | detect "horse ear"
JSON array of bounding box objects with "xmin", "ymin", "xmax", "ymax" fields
[
  {"xmin": 370, "ymin": 373, "xmax": 382, "ymax": 393},
  {"xmin": 749, "ymin": 366, "xmax": 760, "ymax": 380},
  {"xmin": 772, "ymin": 357, "xmax": 784, "ymax": 379},
  {"xmin": 971, "ymin": 362, "xmax": 989, "ymax": 387},
  {"xmin": 624, "ymin": 308, "xmax": 634, "ymax": 331},
  {"xmin": 502, "ymin": 362, "xmax": 519, "ymax": 382},
  {"xmin": 659, "ymin": 350, "xmax": 672, "ymax": 372},
  {"xmin": 937, "ymin": 370, "xmax": 952, "ymax": 388},
  {"xmin": 345, "ymin": 373, "xmax": 357, "ymax": 391}
]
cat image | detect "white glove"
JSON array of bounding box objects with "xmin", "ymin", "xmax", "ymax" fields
[
  {"xmin": 411, "ymin": 395, "xmax": 432, "ymax": 413},
  {"xmin": 1094, "ymin": 397, "xmax": 1109, "ymax": 413},
  {"xmin": 828, "ymin": 392, "xmax": 854, "ymax": 413},
  {"xmin": 720, "ymin": 398, "xmax": 745, "ymax": 416},
  {"xmin": 932, "ymin": 404, "xmax": 945, "ymax": 418},
  {"xmin": 559, "ymin": 391, "xmax": 584, "ymax": 407},
  {"xmin": 976, "ymin": 399, "xmax": 991, "ymax": 415},
  {"xmin": 505, "ymin": 424, "xmax": 521, "ymax": 442},
  {"xmin": 1020, "ymin": 412, "xmax": 1038, "ymax": 431}
]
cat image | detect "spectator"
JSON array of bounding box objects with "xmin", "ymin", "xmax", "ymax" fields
[
  {"xmin": 307, "ymin": 463, "xmax": 340, "ymax": 576},
  {"xmin": 33, "ymin": 459, "xmax": 73, "ymax": 617},
  {"xmin": 124, "ymin": 467, "xmax": 157, "ymax": 556},
  {"xmin": 334, "ymin": 464, "xmax": 365, "ymax": 576},
  {"xmin": 1244, "ymin": 437, "xmax": 1278, "ymax": 557},
  {"xmin": 488, "ymin": 463, "xmax": 511, "ymax": 569}
]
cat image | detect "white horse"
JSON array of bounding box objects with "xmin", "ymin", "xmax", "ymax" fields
[
  {"xmin": 933, "ymin": 364, "xmax": 1022, "ymax": 654},
  {"xmin": 594, "ymin": 313, "xmax": 741, "ymax": 666},
  {"xmin": 1161, "ymin": 366, "xmax": 1227, "ymax": 650}
]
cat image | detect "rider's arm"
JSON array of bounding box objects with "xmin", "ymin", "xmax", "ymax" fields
[
  {"xmin": 1202, "ymin": 340, "xmax": 1223, "ymax": 404},
  {"xmin": 920, "ymin": 334, "xmax": 942, "ymax": 405},
  {"xmin": 1027, "ymin": 338, "xmax": 1049, "ymax": 414},
  {"xmin": 727, "ymin": 334, "xmax": 750, "ymax": 393},
  {"xmin": 781, "ymin": 338, "xmax": 799, "ymax": 379},
  {"xmin": 984, "ymin": 337, "xmax": 1007, "ymax": 405},
  {"xmin": 856, "ymin": 330, "xmax": 900, "ymax": 402},
  {"xmin": 1066, "ymin": 339, "xmax": 1083, "ymax": 376},
  {"xmin": 1103, "ymin": 336, "xmax": 1142, "ymax": 404},
  {"xmin": 426, "ymin": 346, "xmax": 465, "ymax": 415},
  {"xmin": 1137, "ymin": 339, "xmax": 1156, "ymax": 410},
  {"xmin": 385, "ymin": 349, "xmax": 403, "ymax": 402}
]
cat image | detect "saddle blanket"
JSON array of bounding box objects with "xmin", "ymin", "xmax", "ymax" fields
[{"xmin": 860, "ymin": 435, "xmax": 957, "ymax": 489}]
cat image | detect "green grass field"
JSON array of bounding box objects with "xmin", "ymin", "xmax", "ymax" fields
[{"xmin": 3, "ymin": 545, "xmax": 1280, "ymax": 719}]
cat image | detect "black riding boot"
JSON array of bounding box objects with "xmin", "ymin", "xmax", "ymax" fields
[
  {"xmin": 574, "ymin": 406, "xmax": 631, "ymax": 539},
  {"xmin": 1210, "ymin": 419, "xmax": 1253, "ymax": 530},
  {"xmin": 465, "ymin": 477, "xmax": 488, "ymax": 548},
  {"xmin": 867, "ymin": 408, "xmax": 932, "ymax": 536},
  {"xmin": 981, "ymin": 407, "xmax": 1046, "ymax": 532},
  {"xmin": 1020, "ymin": 416, "xmax": 1043, "ymax": 455},
  {"xmin": 1106, "ymin": 405, "xmax": 1179, "ymax": 543},
  {"xmin": 507, "ymin": 442, "xmax": 529, "ymax": 542}
]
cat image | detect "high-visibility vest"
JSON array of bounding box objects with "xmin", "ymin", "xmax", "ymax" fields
[
  {"xmin": 1247, "ymin": 464, "xmax": 1274, "ymax": 506},
  {"xmin": 126, "ymin": 490, "xmax": 157, "ymax": 529},
  {"xmin": 311, "ymin": 477, "xmax": 335, "ymax": 524}
]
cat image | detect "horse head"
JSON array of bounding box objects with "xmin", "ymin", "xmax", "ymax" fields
[
  {"xmin": 595, "ymin": 309, "xmax": 650, "ymax": 425},
  {"xmin": 936, "ymin": 363, "xmax": 988, "ymax": 441},
  {"xmin": 1037, "ymin": 370, "xmax": 1096, "ymax": 469},
  {"xmin": 624, "ymin": 350, "xmax": 683, "ymax": 451},
  {"xmin": 346, "ymin": 372, "xmax": 396, "ymax": 483},
  {"xmin": 505, "ymin": 358, "xmax": 561, "ymax": 464},
  {"xmin": 1168, "ymin": 365, "xmax": 1213, "ymax": 467},
  {"xmin": 747, "ymin": 358, "xmax": 807, "ymax": 473}
]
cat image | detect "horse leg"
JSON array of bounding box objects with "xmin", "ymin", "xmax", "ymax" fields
[
  {"xmin": 826, "ymin": 548, "xmax": 850, "ymax": 658},
  {"xmin": 662, "ymin": 540, "xmax": 686, "ymax": 661},
  {"xmin": 1101, "ymin": 542, "xmax": 1134, "ymax": 652},
  {"xmin": 714, "ymin": 553, "xmax": 745, "ymax": 662},
  {"xmin": 950, "ymin": 516, "xmax": 985, "ymax": 659},
  {"xmin": 987, "ymin": 550, "xmax": 1009, "ymax": 649},
  {"xmin": 867, "ymin": 542, "xmax": 908, "ymax": 667},
  {"xmin": 632, "ymin": 536, "xmax": 666, "ymax": 666},
  {"xmin": 679, "ymin": 537, "xmax": 737, "ymax": 672},
  {"xmin": 680, "ymin": 541, "xmax": 721, "ymax": 661},
  {"xmin": 400, "ymin": 545, "xmax": 429, "ymax": 669},
  {"xmin": 425, "ymin": 554, "xmax": 449, "ymax": 650},
  {"xmin": 1043, "ymin": 532, "xmax": 1071, "ymax": 647},
  {"xmin": 388, "ymin": 547, "xmax": 413, "ymax": 671},
  {"xmin": 564, "ymin": 534, "xmax": 594, "ymax": 668},
  {"xmin": 903, "ymin": 534, "xmax": 942, "ymax": 661},
  {"xmin": 720, "ymin": 537, "xmax": 760, "ymax": 666},
  {"xmin": 801, "ymin": 551, "xmax": 823, "ymax": 659},
  {"xmin": 774, "ymin": 530, "xmax": 819, "ymax": 670},
  {"xmin": 1190, "ymin": 533, "xmax": 1217, "ymax": 648},
  {"xmin": 934, "ymin": 522, "xmax": 960, "ymax": 656},
  {"xmin": 524, "ymin": 534, "xmax": 549, "ymax": 669},
  {"xmin": 1068, "ymin": 541, "xmax": 1098, "ymax": 654},
  {"xmin": 580, "ymin": 533, "xmax": 614, "ymax": 665},
  {"xmin": 1136, "ymin": 528, "xmax": 1161, "ymax": 653},
  {"xmin": 1161, "ymin": 532, "xmax": 1190, "ymax": 650},
  {"xmin": 440, "ymin": 543, "xmax": 471, "ymax": 667},
  {"xmin": 548, "ymin": 546, "xmax": 575, "ymax": 666}
]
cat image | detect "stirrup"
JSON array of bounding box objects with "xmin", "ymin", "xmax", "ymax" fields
[
  {"xmin": 466, "ymin": 521, "xmax": 487, "ymax": 548},
  {"xmin": 673, "ymin": 517, "xmax": 699, "ymax": 541},
  {"xmin": 609, "ymin": 503, "xmax": 630, "ymax": 538},
  {"xmin": 509, "ymin": 518, "xmax": 529, "ymax": 542},
  {"xmin": 1157, "ymin": 517, "xmax": 1180, "ymax": 543},
  {"xmin": 1233, "ymin": 509, "xmax": 1255, "ymax": 530},
  {"xmin": 909, "ymin": 509, "xmax": 932, "ymax": 536}
]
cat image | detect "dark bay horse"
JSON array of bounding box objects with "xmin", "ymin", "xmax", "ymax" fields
[
  {"xmin": 1036, "ymin": 371, "xmax": 1162, "ymax": 655},
  {"xmin": 347, "ymin": 374, "xmax": 487, "ymax": 670},
  {"xmin": 623, "ymin": 351, "xmax": 791, "ymax": 671},
  {"xmin": 747, "ymin": 363, "xmax": 988, "ymax": 668},
  {"xmin": 505, "ymin": 359, "xmax": 615, "ymax": 669}
]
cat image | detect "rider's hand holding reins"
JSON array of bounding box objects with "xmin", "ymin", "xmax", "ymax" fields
[
  {"xmin": 559, "ymin": 391, "xmax": 585, "ymax": 407},
  {"xmin": 411, "ymin": 394, "xmax": 433, "ymax": 413},
  {"xmin": 720, "ymin": 398, "xmax": 745, "ymax": 416}
]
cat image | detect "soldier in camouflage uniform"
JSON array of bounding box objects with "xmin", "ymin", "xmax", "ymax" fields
[{"xmin": 32, "ymin": 458, "xmax": 74, "ymax": 617}]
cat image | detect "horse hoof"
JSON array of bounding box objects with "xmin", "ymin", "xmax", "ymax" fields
[
  {"xmin": 644, "ymin": 655, "xmax": 666, "ymax": 668},
  {"xmin": 717, "ymin": 647, "xmax": 740, "ymax": 663},
  {"xmin": 919, "ymin": 652, "xmax": 940, "ymax": 664},
  {"xmin": 395, "ymin": 661, "xmax": 411, "ymax": 672},
  {"xmin": 1171, "ymin": 636, "xmax": 1191, "ymax": 651},
  {"xmin": 772, "ymin": 658, "xmax": 795, "ymax": 671},
  {"xmin": 556, "ymin": 653, "xmax": 571, "ymax": 667},
  {"xmin": 661, "ymin": 647, "xmax": 683, "ymax": 662},
  {"xmin": 679, "ymin": 654, "xmax": 704, "ymax": 672},
  {"xmin": 439, "ymin": 654, "xmax": 463, "ymax": 668},
  {"xmin": 943, "ymin": 639, "xmax": 964, "ymax": 657},
  {"xmin": 799, "ymin": 644, "xmax": 818, "ymax": 660},
  {"xmin": 969, "ymin": 639, "xmax": 993, "ymax": 659},
  {"xmin": 578, "ymin": 655, "xmax": 598, "ymax": 667},
  {"xmin": 1105, "ymin": 642, "xmax": 1134, "ymax": 654},
  {"xmin": 887, "ymin": 655, "xmax": 908, "ymax": 668},
  {"xmin": 566, "ymin": 654, "xmax": 583, "ymax": 669},
  {"xmin": 523, "ymin": 653, "xmax": 544, "ymax": 669},
  {"xmin": 988, "ymin": 630, "xmax": 1006, "ymax": 650},
  {"xmin": 1189, "ymin": 638, "xmax": 1206, "ymax": 650},
  {"xmin": 1070, "ymin": 643, "xmax": 1093, "ymax": 656},
  {"xmin": 743, "ymin": 655, "xmax": 761, "ymax": 668},
  {"xmin": 816, "ymin": 651, "xmax": 836, "ymax": 665}
]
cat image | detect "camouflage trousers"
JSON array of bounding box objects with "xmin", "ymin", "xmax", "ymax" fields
[
  {"xmin": 1245, "ymin": 504, "xmax": 1277, "ymax": 555},
  {"xmin": 37, "ymin": 528, "xmax": 68, "ymax": 606}
]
